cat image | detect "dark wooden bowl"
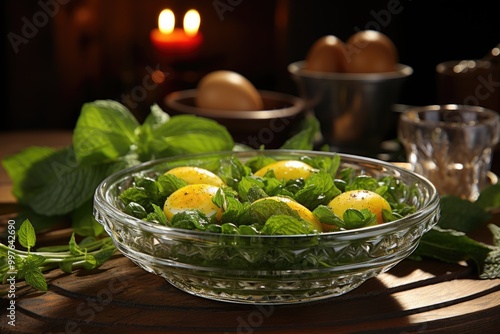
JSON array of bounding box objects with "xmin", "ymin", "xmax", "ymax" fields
[{"xmin": 164, "ymin": 89, "xmax": 306, "ymax": 148}]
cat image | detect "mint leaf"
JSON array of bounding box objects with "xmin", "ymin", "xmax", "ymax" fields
[
  {"xmin": 241, "ymin": 199, "xmax": 299, "ymax": 226},
  {"xmin": 438, "ymin": 195, "xmax": 491, "ymax": 233},
  {"xmin": 481, "ymin": 249, "xmax": 500, "ymax": 278},
  {"xmin": 19, "ymin": 254, "xmax": 48, "ymax": 291},
  {"xmin": 346, "ymin": 176, "xmax": 380, "ymax": 192},
  {"xmin": 73, "ymin": 100, "xmax": 139, "ymax": 165},
  {"xmin": 4, "ymin": 144, "xmax": 137, "ymax": 217},
  {"xmin": 220, "ymin": 223, "xmax": 239, "ymax": 234},
  {"xmin": 238, "ymin": 225, "xmax": 259, "ymax": 235},
  {"xmin": 244, "ymin": 156, "xmax": 277, "ymax": 173},
  {"xmin": 237, "ymin": 177, "xmax": 268, "ymax": 202},
  {"xmin": 280, "ymin": 115, "xmax": 319, "ymax": 150},
  {"xmin": 220, "ymin": 190, "xmax": 245, "ymax": 224},
  {"xmin": 17, "ymin": 147, "xmax": 111, "ymax": 216},
  {"xmin": 261, "ymin": 215, "xmax": 313, "ymax": 235},
  {"xmin": 137, "ymin": 114, "xmax": 234, "ymax": 160},
  {"xmin": 24, "ymin": 267, "xmax": 48, "ymax": 291},
  {"xmin": 490, "ymin": 224, "xmax": 500, "ymax": 246},
  {"xmin": 18, "ymin": 219, "xmax": 36, "ymax": 250},
  {"xmin": 413, "ymin": 226, "xmax": 492, "ymax": 273},
  {"xmin": 25, "ymin": 254, "xmax": 47, "ymax": 268},
  {"xmin": 480, "ymin": 224, "xmax": 500, "ymax": 278},
  {"xmin": 475, "ymin": 184, "xmax": 500, "ymax": 211},
  {"xmin": 119, "ymin": 174, "xmax": 186, "ymax": 213},
  {"xmin": 170, "ymin": 210, "xmax": 212, "ymax": 230},
  {"xmin": 343, "ymin": 208, "xmax": 376, "ymax": 229},
  {"xmin": 313, "ymin": 205, "xmax": 343, "ymax": 228},
  {"xmin": 136, "ymin": 104, "xmax": 171, "ymax": 161},
  {"xmin": 294, "ymin": 171, "xmax": 340, "ymax": 210},
  {"xmin": 145, "ymin": 204, "xmax": 168, "ymax": 225},
  {"xmin": 123, "ymin": 202, "xmax": 147, "ymax": 219},
  {"xmin": 219, "ymin": 155, "xmax": 252, "ymax": 188},
  {"xmin": 156, "ymin": 174, "xmax": 189, "ymax": 198},
  {"xmin": 2, "ymin": 146, "xmax": 57, "ymax": 201},
  {"xmin": 305, "ymin": 154, "xmax": 341, "ymax": 175}
]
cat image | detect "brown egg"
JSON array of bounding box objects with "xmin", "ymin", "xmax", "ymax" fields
[
  {"xmin": 305, "ymin": 35, "xmax": 347, "ymax": 72},
  {"xmin": 196, "ymin": 70, "xmax": 264, "ymax": 111},
  {"xmin": 344, "ymin": 30, "xmax": 398, "ymax": 73}
]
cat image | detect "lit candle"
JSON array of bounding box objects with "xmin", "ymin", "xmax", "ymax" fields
[{"xmin": 150, "ymin": 9, "xmax": 203, "ymax": 60}]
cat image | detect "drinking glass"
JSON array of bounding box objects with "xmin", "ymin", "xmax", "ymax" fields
[{"xmin": 398, "ymin": 104, "xmax": 500, "ymax": 201}]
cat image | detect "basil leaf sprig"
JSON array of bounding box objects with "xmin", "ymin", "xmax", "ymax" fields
[{"xmin": 0, "ymin": 219, "xmax": 116, "ymax": 291}]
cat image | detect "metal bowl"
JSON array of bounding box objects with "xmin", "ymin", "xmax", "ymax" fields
[
  {"xmin": 93, "ymin": 150, "xmax": 439, "ymax": 305},
  {"xmin": 289, "ymin": 61, "xmax": 413, "ymax": 155}
]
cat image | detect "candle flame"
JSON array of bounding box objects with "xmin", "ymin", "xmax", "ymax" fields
[
  {"xmin": 183, "ymin": 9, "xmax": 200, "ymax": 37},
  {"xmin": 158, "ymin": 9, "xmax": 175, "ymax": 34}
]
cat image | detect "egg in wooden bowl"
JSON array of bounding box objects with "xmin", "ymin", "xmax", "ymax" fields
[{"xmin": 164, "ymin": 70, "xmax": 306, "ymax": 148}]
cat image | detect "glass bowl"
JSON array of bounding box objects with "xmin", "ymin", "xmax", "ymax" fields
[{"xmin": 93, "ymin": 150, "xmax": 440, "ymax": 304}]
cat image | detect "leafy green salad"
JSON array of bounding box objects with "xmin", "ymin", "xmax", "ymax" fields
[{"xmin": 119, "ymin": 153, "xmax": 417, "ymax": 235}]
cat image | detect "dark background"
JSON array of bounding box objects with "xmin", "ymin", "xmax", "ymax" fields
[{"xmin": 2, "ymin": 0, "xmax": 499, "ymax": 132}]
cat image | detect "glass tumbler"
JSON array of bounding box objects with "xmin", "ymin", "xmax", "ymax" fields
[{"xmin": 398, "ymin": 104, "xmax": 500, "ymax": 201}]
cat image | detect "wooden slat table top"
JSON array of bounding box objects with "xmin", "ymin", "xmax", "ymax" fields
[{"xmin": 1, "ymin": 131, "xmax": 499, "ymax": 334}]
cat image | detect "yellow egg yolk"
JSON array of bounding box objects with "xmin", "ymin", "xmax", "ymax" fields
[
  {"xmin": 254, "ymin": 160, "xmax": 316, "ymax": 181},
  {"xmin": 163, "ymin": 184, "xmax": 222, "ymax": 221},
  {"xmin": 165, "ymin": 166, "xmax": 224, "ymax": 187}
]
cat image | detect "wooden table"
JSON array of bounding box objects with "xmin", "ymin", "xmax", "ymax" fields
[{"xmin": 1, "ymin": 131, "xmax": 500, "ymax": 334}]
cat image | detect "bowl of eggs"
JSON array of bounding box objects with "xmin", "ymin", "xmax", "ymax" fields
[
  {"xmin": 289, "ymin": 30, "xmax": 413, "ymax": 155},
  {"xmin": 93, "ymin": 149, "xmax": 440, "ymax": 304},
  {"xmin": 164, "ymin": 71, "xmax": 306, "ymax": 148}
]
